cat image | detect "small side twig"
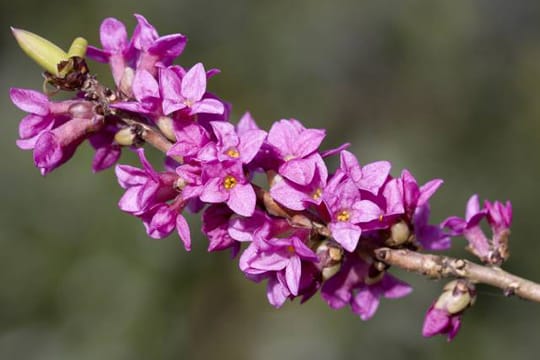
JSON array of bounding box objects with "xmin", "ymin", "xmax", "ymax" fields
[{"xmin": 374, "ymin": 247, "xmax": 540, "ymax": 303}]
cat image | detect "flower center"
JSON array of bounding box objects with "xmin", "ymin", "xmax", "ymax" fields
[
  {"xmin": 287, "ymin": 245, "xmax": 295, "ymax": 254},
  {"xmin": 312, "ymin": 188, "xmax": 322, "ymax": 200},
  {"xmin": 223, "ymin": 175, "xmax": 237, "ymax": 190},
  {"xmin": 226, "ymin": 147, "xmax": 240, "ymax": 158},
  {"xmin": 337, "ymin": 210, "xmax": 350, "ymax": 222}
]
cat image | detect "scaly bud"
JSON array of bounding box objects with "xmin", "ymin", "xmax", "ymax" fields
[
  {"xmin": 67, "ymin": 37, "xmax": 88, "ymax": 58},
  {"xmin": 11, "ymin": 27, "xmax": 69, "ymax": 76},
  {"xmin": 315, "ymin": 240, "xmax": 343, "ymax": 280},
  {"xmin": 114, "ymin": 127, "xmax": 136, "ymax": 146},
  {"xmin": 385, "ymin": 220, "xmax": 411, "ymax": 247},
  {"xmin": 435, "ymin": 280, "xmax": 476, "ymax": 314}
]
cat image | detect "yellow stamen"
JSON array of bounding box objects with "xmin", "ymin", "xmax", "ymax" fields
[
  {"xmin": 226, "ymin": 148, "xmax": 240, "ymax": 158},
  {"xmin": 337, "ymin": 210, "xmax": 350, "ymax": 222},
  {"xmin": 223, "ymin": 175, "xmax": 237, "ymax": 190},
  {"xmin": 312, "ymin": 188, "xmax": 322, "ymax": 200}
]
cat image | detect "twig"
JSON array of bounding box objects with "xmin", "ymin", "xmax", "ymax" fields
[
  {"xmin": 374, "ymin": 247, "xmax": 540, "ymax": 303},
  {"xmin": 79, "ymin": 69, "xmax": 540, "ymax": 306}
]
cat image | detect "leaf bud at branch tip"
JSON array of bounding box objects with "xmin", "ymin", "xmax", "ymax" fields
[
  {"xmin": 11, "ymin": 27, "xmax": 69, "ymax": 76},
  {"xmin": 67, "ymin": 37, "xmax": 88, "ymax": 58}
]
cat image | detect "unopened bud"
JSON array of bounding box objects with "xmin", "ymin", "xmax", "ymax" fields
[
  {"xmin": 175, "ymin": 176, "xmax": 188, "ymax": 191},
  {"xmin": 385, "ymin": 220, "xmax": 411, "ymax": 247},
  {"xmin": 12, "ymin": 27, "xmax": 69, "ymax": 76},
  {"xmin": 67, "ymin": 37, "xmax": 88, "ymax": 58},
  {"xmin": 434, "ymin": 280, "xmax": 476, "ymax": 315},
  {"xmin": 316, "ymin": 240, "xmax": 343, "ymax": 280},
  {"xmin": 156, "ymin": 116, "xmax": 177, "ymax": 141},
  {"xmin": 114, "ymin": 127, "xmax": 136, "ymax": 146}
]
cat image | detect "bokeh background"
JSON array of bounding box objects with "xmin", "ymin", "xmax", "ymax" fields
[{"xmin": 1, "ymin": 1, "xmax": 540, "ymax": 359}]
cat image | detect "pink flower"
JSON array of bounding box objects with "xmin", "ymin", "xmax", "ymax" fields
[{"xmin": 160, "ymin": 63, "xmax": 224, "ymax": 116}]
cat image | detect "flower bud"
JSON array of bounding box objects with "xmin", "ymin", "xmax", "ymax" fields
[
  {"xmin": 315, "ymin": 240, "xmax": 343, "ymax": 280},
  {"xmin": 114, "ymin": 127, "xmax": 136, "ymax": 146},
  {"xmin": 67, "ymin": 37, "xmax": 88, "ymax": 58},
  {"xmin": 434, "ymin": 280, "xmax": 476, "ymax": 314},
  {"xmin": 422, "ymin": 280, "xmax": 476, "ymax": 341},
  {"xmin": 11, "ymin": 27, "xmax": 69, "ymax": 76},
  {"xmin": 385, "ymin": 220, "xmax": 411, "ymax": 247}
]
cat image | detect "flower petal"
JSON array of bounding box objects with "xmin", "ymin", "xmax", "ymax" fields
[
  {"xmin": 285, "ymin": 256, "xmax": 301, "ymax": 296},
  {"xmin": 100, "ymin": 17, "xmax": 128, "ymax": 52},
  {"xmin": 176, "ymin": 214, "xmax": 191, "ymax": 251},
  {"xmin": 190, "ymin": 98, "xmax": 224, "ymax": 115},
  {"xmin": 182, "ymin": 62, "xmax": 206, "ymax": 102},
  {"xmin": 227, "ymin": 183, "xmax": 256, "ymax": 217},
  {"xmin": 10, "ymin": 88, "xmax": 49, "ymax": 115},
  {"xmin": 267, "ymin": 276, "xmax": 290, "ymax": 308}
]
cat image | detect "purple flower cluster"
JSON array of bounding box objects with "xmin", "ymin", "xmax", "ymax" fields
[
  {"xmin": 10, "ymin": 14, "xmax": 514, "ymax": 342},
  {"xmin": 10, "ymin": 88, "xmax": 115, "ymax": 174},
  {"xmin": 443, "ymin": 195, "xmax": 512, "ymax": 265}
]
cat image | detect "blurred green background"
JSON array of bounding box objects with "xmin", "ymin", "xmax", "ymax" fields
[{"xmin": 2, "ymin": 1, "xmax": 540, "ymax": 359}]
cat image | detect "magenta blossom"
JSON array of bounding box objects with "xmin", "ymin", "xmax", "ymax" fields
[
  {"xmin": 198, "ymin": 121, "xmax": 267, "ymax": 165},
  {"xmin": 322, "ymin": 170, "xmax": 382, "ymax": 252},
  {"xmin": 270, "ymin": 153, "xmax": 328, "ymax": 211},
  {"xmin": 10, "ymin": 88, "xmax": 106, "ymax": 175},
  {"xmin": 160, "ymin": 63, "xmax": 224, "ymax": 117},
  {"xmin": 199, "ymin": 161, "xmax": 256, "ymax": 217},
  {"xmin": 443, "ymin": 195, "xmax": 512, "ymax": 263},
  {"xmin": 115, "ymin": 149, "xmax": 192, "ymax": 250},
  {"xmin": 413, "ymin": 204, "xmax": 451, "ymax": 250},
  {"xmin": 239, "ymin": 229, "xmax": 318, "ymax": 307},
  {"xmin": 11, "ymin": 88, "xmax": 67, "ymax": 149},
  {"xmin": 87, "ymin": 17, "xmax": 136, "ymax": 84},
  {"xmin": 321, "ymin": 254, "xmax": 412, "ymax": 320},
  {"xmin": 112, "ymin": 69, "xmax": 162, "ymax": 116},
  {"xmin": 115, "ymin": 149, "xmax": 178, "ymax": 215},
  {"xmin": 422, "ymin": 280, "xmax": 476, "ymax": 341},
  {"xmin": 339, "ymin": 150, "xmax": 391, "ymax": 195},
  {"xmin": 167, "ymin": 123, "xmax": 211, "ymax": 161},
  {"xmin": 267, "ymin": 119, "xmax": 326, "ymax": 185},
  {"xmin": 202, "ymin": 204, "xmax": 241, "ymax": 256}
]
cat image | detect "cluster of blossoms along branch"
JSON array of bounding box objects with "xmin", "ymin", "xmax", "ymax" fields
[{"xmin": 10, "ymin": 14, "xmax": 538, "ymax": 341}]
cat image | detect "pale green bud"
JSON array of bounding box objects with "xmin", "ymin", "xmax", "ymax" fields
[
  {"xmin": 67, "ymin": 37, "xmax": 88, "ymax": 58},
  {"xmin": 385, "ymin": 220, "xmax": 411, "ymax": 246},
  {"xmin": 435, "ymin": 280, "xmax": 476, "ymax": 315},
  {"xmin": 11, "ymin": 27, "xmax": 69, "ymax": 76},
  {"xmin": 114, "ymin": 127, "xmax": 136, "ymax": 146}
]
